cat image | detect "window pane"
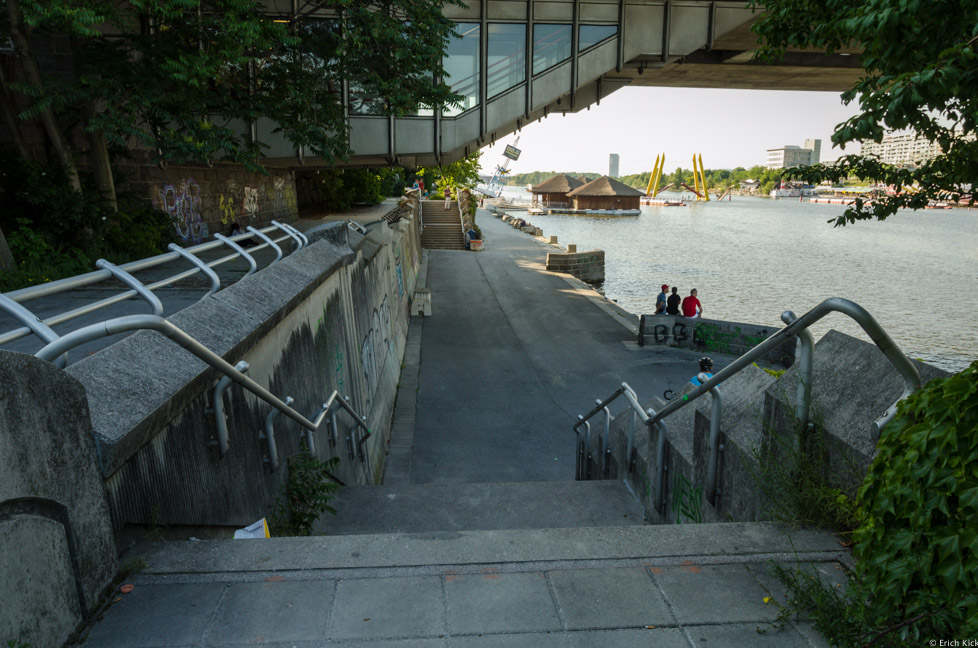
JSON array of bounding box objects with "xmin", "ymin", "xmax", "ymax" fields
[
  {"xmin": 350, "ymin": 81, "xmax": 385, "ymax": 115},
  {"xmin": 578, "ymin": 24, "xmax": 618, "ymax": 51},
  {"xmin": 487, "ymin": 23, "xmax": 526, "ymax": 98},
  {"xmin": 533, "ymin": 24, "xmax": 571, "ymax": 75},
  {"xmin": 443, "ymin": 22, "xmax": 480, "ymax": 116}
]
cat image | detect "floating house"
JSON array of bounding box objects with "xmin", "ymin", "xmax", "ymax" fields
[
  {"xmin": 566, "ymin": 176, "xmax": 643, "ymax": 212},
  {"xmin": 529, "ymin": 173, "xmax": 585, "ymax": 208}
]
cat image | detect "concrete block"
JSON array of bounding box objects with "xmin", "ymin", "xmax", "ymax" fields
[
  {"xmin": 765, "ymin": 330, "xmax": 949, "ymax": 492},
  {"xmin": 0, "ymin": 351, "xmax": 117, "ymax": 648},
  {"xmin": 638, "ymin": 314, "xmax": 795, "ymax": 368},
  {"xmin": 534, "ymin": 228, "xmax": 543, "ymax": 236},
  {"xmin": 549, "ymin": 235, "xmax": 558, "ymax": 244},
  {"xmin": 567, "ymin": 244, "xmax": 577, "ymax": 253}
]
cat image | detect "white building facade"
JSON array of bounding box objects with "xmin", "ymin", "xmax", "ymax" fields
[
  {"xmin": 860, "ymin": 131, "xmax": 945, "ymax": 167},
  {"xmin": 766, "ymin": 140, "xmax": 820, "ymax": 169}
]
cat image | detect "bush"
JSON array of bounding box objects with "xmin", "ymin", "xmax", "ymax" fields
[
  {"xmin": 853, "ymin": 361, "xmax": 978, "ymax": 639},
  {"xmin": 0, "ymin": 152, "xmax": 175, "ymax": 291},
  {"xmin": 269, "ymin": 447, "xmax": 340, "ymax": 536}
]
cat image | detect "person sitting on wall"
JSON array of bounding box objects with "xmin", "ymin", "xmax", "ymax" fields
[
  {"xmin": 465, "ymin": 228, "xmax": 479, "ymax": 250},
  {"xmin": 681, "ymin": 288, "xmax": 703, "ymax": 319},
  {"xmin": 690, "ymin": 357, "xmax": 714, "ymax": 386},
  {"xmin": 656, "ymin": 284, "xmax": 669, "ymax": 314},
  {"xmin": 666, "ymin": 287, "xmax": 681, "ymax": 315},
  {"xmin": 228, "ymin": 221, "xmax": 256, "ymax": 247}
]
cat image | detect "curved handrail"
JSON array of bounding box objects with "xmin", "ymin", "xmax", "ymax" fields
[
  {"xmin": 0, "ymin": 224, "xmax": 297, "ymax": 347},
  {"xmin": 34, "ymin": 315, "xmax": 371, "ymax": 469},
  {"xmin": 575, "ymin": 297, "xmax": 922, "ymax": 514}
]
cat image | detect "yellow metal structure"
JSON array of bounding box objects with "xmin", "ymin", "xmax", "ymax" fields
[
  {"xmin": 698, "ymin": 154, "xmax": 710, "ymax": 201},
  {"xmin": 692, "ymin": 155, "xmax": 702, "ymax": 199},
  {"xmin": 646, "ymin": 154, "xmax": 661, "ymax": 196}
]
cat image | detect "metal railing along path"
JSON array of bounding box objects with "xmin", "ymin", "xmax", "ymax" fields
[
  {"xmin": 574, "ymin": 297, "xmax": 922, "ymax": 514},
  {"xmin": 34, "ymin": 314, "xmax": 372, "ymax": 477},
  {"xmin": 0, "ymin": 223, "xmax": 306, "ymax": 363}
]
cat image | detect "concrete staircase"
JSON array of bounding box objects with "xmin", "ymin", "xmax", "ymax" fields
[
  {"xmin": 420, "ymin": 199, "xmax": 466, "ymax": 250},
  {"xmin": 315, "ymin": 480, "xmax": 646, "ymax": 535}
]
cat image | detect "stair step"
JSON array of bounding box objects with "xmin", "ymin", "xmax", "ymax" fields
[{"xmin": 314, "ymin": 480, "xmax": 646, "ymax": 535}]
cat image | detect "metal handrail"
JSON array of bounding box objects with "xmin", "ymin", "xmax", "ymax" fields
[
  {"xmin": 34, "ymin": 314, "xmax": 371, "ymax": 472},
  {"xmin": 0, "ymin": 224, "xmax": 301, "ymax": 350},
  {"xmin": 574, "ymin": 297, "xmax": 922, "ymax": 514}
]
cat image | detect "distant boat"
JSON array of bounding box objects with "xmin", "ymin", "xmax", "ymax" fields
[{"xmin": 641, "ymin": 196, "xmax": 685, "ymax": 206}]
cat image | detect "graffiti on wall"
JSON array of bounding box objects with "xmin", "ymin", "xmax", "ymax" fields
[
  {"xmin": 274, "ymin": 177, "xmax": 298, "ymax": 216},
  {"xmin": 219, "ymin": 194, "xmax": 238, "ymax": 225},
  {"xmin": 359, "ymin": 296, "xmax": 393, "ymax": 414},
  {"xmin": 243, "ymin": 187, "xmax": 260, "ymax": 219},
  {"xmin": 672, "ymin": 471, "xmax": 703, "ymax": 524},
  {"xmin": 156, "ymin": 178, "xmax": 206, "ymax": 243}
]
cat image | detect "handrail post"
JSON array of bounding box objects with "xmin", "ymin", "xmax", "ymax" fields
[
  {"xmin": 650, "ymin": 408, "xmax": 669, "ymax": 514},
  {"xmin": 703, "ymin": 377, "xmax": 723, "ymax": 506},
  {"xmin": 0, "ymin": 293, "xmax": 67, "ymax": 368},
  {"xmin": 601, "ymin": 404, "xmax": 612, "ymax": 476},
  {"xmin": 210, "ymin": 360, "xmax": 249, "ymax": 457},
  {"xmin": 271, "ymin": 220, "xmax": 304, "ymax": 250},
  {"xmin": 168, "ymin": 243, "xmax": 221, "ymax": 297},
  {"xmin": 305, "ymin": 402, "xmax": 328, "ymax": 454},
  {"xmin": 262, "ymin": 395, "xmax": 293, "ymax": 471},
  {"xmin": 95, "ymin": 259, "xmax": 164, "ymax": 316},
  {"xmin": 245, "ymin": 226, "xmax": 283, "ymax": 263},
  {"xmin": 214, "ymin": 234, "xmax": 258, "ymax": 278},
  {"xmin": 782, "ymin": 310, "xmax": 814, "ymax": 438}
]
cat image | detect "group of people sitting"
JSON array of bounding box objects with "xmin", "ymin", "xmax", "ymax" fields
[{"xmin": 655, "ymin": 284, "xmax": 704, "ymax": 319}]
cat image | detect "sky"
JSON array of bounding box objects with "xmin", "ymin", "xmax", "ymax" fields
[{"xmin": 479, "ymin": 86, "xmax": 862, "ymax": 176}]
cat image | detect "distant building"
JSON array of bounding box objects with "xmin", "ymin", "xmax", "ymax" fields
[
  {"xmin": 609, "ymin": 154, "xmax": 619, "ymax": 178},
  {"xmin": 766, "ymin": 139, "xmax": 820, "ymax": 169},
  {"xmin": 860, "ymin": 131, "xmax": 946, "ymax": 168},
  {"xmin": 529, "ymin": 173, "xmax": 585, "ymax": 208},
  {"xmin": 566, "ymin": 175, "xmax": 643, "ymax": 211}
]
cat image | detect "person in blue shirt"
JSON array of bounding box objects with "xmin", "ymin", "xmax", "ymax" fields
[
  {"xmin": 656, "ymin": 284, "xmax": 669, "ymax": 314},
  {"xmin": 690, "ymin": 357, "xmax": 714, "ymax": 386}
]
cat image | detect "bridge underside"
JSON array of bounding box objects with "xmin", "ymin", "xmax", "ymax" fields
[{"xmin": 259, "ymin": 2, "xmax": 861, "ymax": 170}]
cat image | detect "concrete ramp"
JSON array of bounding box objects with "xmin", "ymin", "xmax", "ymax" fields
[{"xmin": 316, "ymin": 480, "xmax": 646, "ymax": 535}]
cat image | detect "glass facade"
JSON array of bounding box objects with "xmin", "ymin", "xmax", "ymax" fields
[
  {"xmin": 443, "ymin": 23, "xmax": 480, "ymax": 116},
  {"xmin": 578, "ymin": 24, "xmax": 618, "ymax": 51},
  {"xmin": 532, "ymin": 24, "xmax": 571, "ymax": 75},
  {"xmin": 487, "ymin": 23, "xmax": 526, "ymax": 98}
]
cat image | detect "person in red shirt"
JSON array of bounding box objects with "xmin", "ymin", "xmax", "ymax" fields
[{"xmin": 681, "ymin": 288, "xmax": 703, "ymax": 319}]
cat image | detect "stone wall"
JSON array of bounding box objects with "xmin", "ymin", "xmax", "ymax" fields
[
  {"xmin": 638, "ymin": 314, "xmax": 796, "ymax": 368},
  {"xmin": 545, "ymin": 249, "xmax": 606, "ymax": 285},
  {"xmin": 124, "ymin": 163, "xmax": 299, "ymax": 246}
]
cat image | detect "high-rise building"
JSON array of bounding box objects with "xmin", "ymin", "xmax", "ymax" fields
[
  {"xmin": 609, "ymin": 153, "xmax": 619, "ymax": 178},
  {"xmin": 860, "ymin": 131, "xmax": 946, "ymax": 167},
  {"xmin": 766, "ymin": 139, "xmax": 820, "ymax": 169}
]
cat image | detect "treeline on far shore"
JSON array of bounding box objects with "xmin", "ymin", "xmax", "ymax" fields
[{"xmin": 505, "ymin": 166, "xmax": 797, "ymax": 194}]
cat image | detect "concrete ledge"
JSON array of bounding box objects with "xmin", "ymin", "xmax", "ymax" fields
[
  {"xmin": 638, "ymin": 314, "xmax": 796, "ymax": 368},
  {"xmin": 133, "ymin": 522, "xmax": 844, "ymax": 574},
  {"xmin": 67, "ymin": 239, "xmax": 353, "ymax": 476}
]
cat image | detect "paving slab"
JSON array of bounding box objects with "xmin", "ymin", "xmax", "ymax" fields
[
  {"xmin": 203, "ymin": 580, "xmax": 334, "ymax": 644},
  {"xmin": 445, "ymin": 571, "xmax": 561, "ymax": 635},
  {"xmin": 547, "ymin": 566, "xmax": 673, "ymax": 630},
  {"xmin": 329, "ymin": 576, "xmax": 445, "ymax": 641},
  {"xmin": 653, "ymin": 563, "xmax": 779, "ymax": 625}
]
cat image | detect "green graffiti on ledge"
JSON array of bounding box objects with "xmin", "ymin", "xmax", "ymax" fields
[
  {"xmin": 672, "ymin": 472, "xmax": 703, "ymax": 524},
  {"xmin": 694, "ymin": 322, "xmax": 767, "ymax": 356}
]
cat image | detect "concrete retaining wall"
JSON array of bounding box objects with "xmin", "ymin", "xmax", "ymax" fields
[
  {"xmin": 545, "ymin": 250, "xmax": 605, "ymax": 285},
  {"xmin": 586, "ymin": 330, "xmax": 949, "ymax": 526},
  {"xmin": 0, "ymin": 352, "xmax": 118, "ymax": 648},
  {"xmin": 59, "ymin": 207, "xmax": 421, "ymax": 532},
  {"xmin": 638, "ymin": 314, "xmax": 796, "ymax": 368}
]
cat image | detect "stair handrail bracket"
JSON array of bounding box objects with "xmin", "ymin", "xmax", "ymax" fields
[
  {"xmin": 574, "ymin": 297, "xmax": 923, "ymax": 515},
  {"xmin": 34, "ymin": 314, "xmax": 372, "ymax": 471}
]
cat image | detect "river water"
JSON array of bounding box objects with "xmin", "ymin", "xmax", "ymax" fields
[{"xmin": 496, "ymin": 188, "xmax": 978, "ymax": 372}]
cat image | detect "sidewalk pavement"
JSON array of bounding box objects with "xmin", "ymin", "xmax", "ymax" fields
[{"xmin": 81, "ymin": 524, "xmax": 843, "ymax": 647}]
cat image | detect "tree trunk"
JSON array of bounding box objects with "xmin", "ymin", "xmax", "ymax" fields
[
  {"xmin": 0, "ymin": 63, "xmax": 32, "ymax": 160},
  {"xmin": 6, "ymin": 0, "xmax": 82, "ymax": 192},
  {"xmin": 84, "ymin": 103, "xmax": 118, "ymax": 211},
  {"xmin": 0, "ymin": 226, "xmax": 15, "ymax": 272}
]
